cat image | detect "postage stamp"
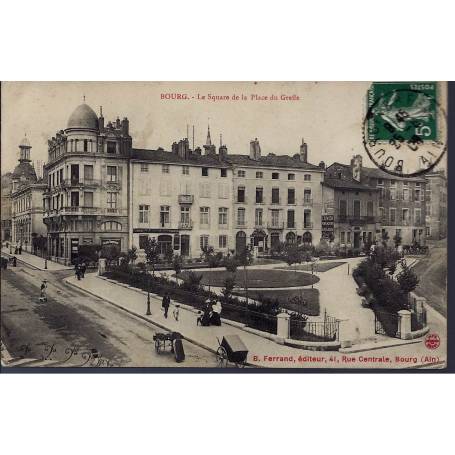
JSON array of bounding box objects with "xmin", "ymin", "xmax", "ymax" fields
[{"xmin": 363, "ymin": 82, "xmax": 447, "ymax": 177}]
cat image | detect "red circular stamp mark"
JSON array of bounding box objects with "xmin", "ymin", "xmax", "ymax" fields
[{"xmin": 425, "ymin": 333, "xmax": 440, "ymax": 350}]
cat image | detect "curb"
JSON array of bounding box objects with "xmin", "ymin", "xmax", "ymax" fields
[{"xmin": 64, "ymin": 277, "xmax": 260, "ymax": 367}]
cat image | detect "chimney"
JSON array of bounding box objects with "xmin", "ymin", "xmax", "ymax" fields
[
  {"xmin": 177, "ymin": 138, "xmax": 190, "ymax": 159},
  {"xmin": 249, "ymin": 138, "xmax": 261, "ymax": 160},
  {"xmin": 219, "ymin": 144, "xmax": 228, "ymax": 161},
  {"xmin": 122, "ymin": 117, "xmax": 129, "ymax": 135},
  {"xmin": 319, "ymin": 161, "xmax": 325, "ymax": 169},
  {"xmin": 194, "ymin": 147, "xmax": 202, "ymax": 155},
  {"xmin": 116, "ymin": 117, "xmax": 121, "ymax": 128},
  {"xmin": 171, "ymin": 142, "xmax": 178, "ymax": 155},
  {"xmin": 300, "ymin": 138, "xmax": 308, "ymax": 163},
  {"xmin": 351, "ymin": 154, "xmax": 362, "ymax": 182},
  {"xmin": 99, "ymin": 106, "xmax": 104, "ymax": 133}
]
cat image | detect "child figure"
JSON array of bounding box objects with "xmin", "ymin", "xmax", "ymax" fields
[
  {"xmin": 39, "ymin": 280, "xmax": 48, "ymax": 302},
  {"xmin": 173, "ymin": 304, "xmax": 180, "ymax": 322}
]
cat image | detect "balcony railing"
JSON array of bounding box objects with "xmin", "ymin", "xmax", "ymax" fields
[
  {"xmin": 337, "ymin": 215, "xmax": 377, "ymax": 225},
  {"xmin": 303, "ymin": 222, "xmax": 314, "ymax": 229},
  {"xmin": 235, "ymin": 198, "xmax": 247, "ymax": 204},
  {"xmin": 61, "ymin": 206, "xmax": 100, "ymax": 215},
  {"xmin": 271, "ymin": 199, "xmax": 281, "ymax": 205},
  {"xmin": 303, "ymin": 198, "xmax": 313, "ymax": 206},
  {"xmin": 254, "ymin": 223, "xmax": 264, "ymax": 229},
  {"xmin": 178, "ymin": 194, "xmax": 194, "ymax": 204},
  {"xmin": 62, "ymin": 178, "xmax": 100, "ymax": 187},
  {"xmin": 267, "ymin": 222, "xmax": 285, "ymax": 229},
  {"xmin": 178, "ymin": 220, "xmax": 193, "ymax": 230},
  {"xmin": 236, "ymin": 220, "xmax": 247, "ymax": 228}
]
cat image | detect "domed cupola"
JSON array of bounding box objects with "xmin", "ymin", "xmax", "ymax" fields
[{"xmin": 66, "ymin": 103, "xmax": 99, "ymax": 130}]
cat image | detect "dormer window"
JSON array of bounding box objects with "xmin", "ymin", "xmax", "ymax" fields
[{"xmin": 107, "ymin": 142, "xmax": 116, "ymax": 154}]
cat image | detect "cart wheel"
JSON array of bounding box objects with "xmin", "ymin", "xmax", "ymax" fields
[
  {"xmin": 155, "ymin": 340, "xmax": 161, "ymax": 354},
  {"xmin": 216, "ymin": 346, "xmax": 228, "ymax": 367},
  {"xmin": 235, "ymin": 360, "xmax": 246, "ymax": 369}
]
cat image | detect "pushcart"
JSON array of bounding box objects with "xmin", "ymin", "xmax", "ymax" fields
[
  {"xmin": 216, "ymin": 335, "xmax": 248, "ymax": 368},
  {"xmin": 153, "ymin": 332, "xmax": 185, "ymax": 363}
]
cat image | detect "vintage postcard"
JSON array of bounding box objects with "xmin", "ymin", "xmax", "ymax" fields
[{"xmin": 0, "ymin": 81, "xmax": 448, "ymax": 370}]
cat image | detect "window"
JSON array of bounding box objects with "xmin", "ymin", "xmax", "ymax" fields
[
  {"xmin": 339, "ymin": 200, "xmax": 347, "ymax": 217},
  {"xmin": 219, "ymin": 235, "xmax": 227, "ymax": 249},
  {"xmin": 256, "ymin": 171, "xmax": 263, "ymax": 179},
  {"xmin": 426, "ymin": 226, "xmax": 431, "ymax": 237},
  {"xmin": 218, "ymin": 182, "xmax": 229, "ymax": 199},
  {"xmin": 83, "ymin": 139, "xmax": 88, "ymax": 152},
  {"xmin": 304, "ymin": 174, "xmax": 311, "ymax": 181},
  {"xmin": 271, "ymin": 209, "xmax": 280, "ymax": 227},
  {"xmin": 304, "ymin": 189, "xmax": 312, "ymax": 203},
  {"xmin": 141, "ymin": 163, "xmax": 149, "ymax": 172},
  {"xmin": 390, "ymin": 208, "xmax": 396, "ymax": 223},
  {"xmin": 182, "ymin": 165, "xmax": 189, "ymax": 175},
  {"xmin": 202, "ymin": 167, "xmax": 209, "ymax": 177},
  {"xmin": 415, "ymin": 188, "xmax": 421, "ymax": 201},
  {"xmin": 162, "ymin": 165, "xmax": 170, "ymax": 174},
  {"xmin": 304, "ymin": 209, "xmax": 312, "ymax": 228},
  {"xmin": 107, "ymin": 142, "xmax": 116, "ymax": 154},
  {"xmin": 237, "ymin": 186, "xmax": 245, "ymax": 203},
  {"xmin": 402, "ymin": 208, "xmax": 409, "ymax": 224},
  {"xmin": 379, "ymin": 207, "xmax": 385, "ymax": 221},
  {"xmin": 340, "ymin": 232, "xmax": 345, "ymax": 244},
  {"xmin": 200, "ymin": 207, "xmax": 210, "ymax": 226},
  {"xmin": 107, "ymin": 192, "xmax": 117, "ymax": 209},
  {"xmin": 84, "ymin": 165, "xmax": 94, "ymax": 181},
  {"xmin": 180, "ymin": 206, "xmax": 190, "ymax": 225},
  {"xmin": 415, "ymin": 182, "xmax": 421, "ymax": 187},
  {"xmin": 288, "ymin": 173, "xmax": 295, "ymax": 181},
  {"xmin": 377, "ymin": 179, "xmax": 384, "ymax": 186},
  {"xmin": 139, "ymin": 205, "xmax": 149, "ymax": 223},
  {"xmin": 139, "ymin": 235, "xmax": 148, "ymax": 249},
  {"xmin": 367, "ymin": 200, "xmax": 373, "ymax": 217},
  {"xmin": 220, "ymin": 169, "xmax": 227, "ymax": 177},
  {"xmin": 403, "ymin": 188, "xmax": 409, "ymax": 201},
  {"xmin": 390, "ymin": 180, "xmax": 396, "ymax": 187},
  {"xmin": 199, "ymin": 182, "xmax": 211, "ymax": 198},
  {"xmin": 415, "ymin": 208, "xmax": 421, "ymax": 224},
  {"xmin": 84, "ymin": 192, "xmax": 93, "ymax": 208},
  {"xmin": 218, "ymin": 207, "xmax": 228, "ymax": 226},
  {"xmin": 255, "ymin": 187, "xmax": 263, "ymax": 204},
  {"xmin": 287, "ymin": 210, "xmax": 295, "ymax": 228},
  {"xmin": 255, "ymin": 208, "xmax": 263, "ymax": 226},
  {"xmin": 107, "ymin": 166, "xmax": 117, "ymax": 182},
  {"xmin": 101, "ymin": 221, "xmax": 122, "ymax": 231},
  {"xmin": 272, "ymin": 172, "xmax": 279, "ymax": 180},
  {"xmin": 237, "ymin": 170, "xmax": 245, "ymax": 177},
  {"xmin": 390, "ymin": 188, "xmax": 396, "ymax": 200},
  {"xmin": 403, "ymin": 181, "xmax": 408, "ymax": 187},
  {"xmin": 200, "ymin": 235, "xmax": 209, "ymax": 250},
  {"xmin": 237, "ymin": 208, "xmax": 246, "ymax": 226},
  {"xmin": 160, "ymin": 206, "xmax": 170, "ymax": 227},
  {"xmin": 347, "ymin": 232, "xmax": 351, "ymax": 244},
  {"xmin": 287, "ymin": 188, "xmax": 295, "ymax": 204},
  {"xmin": 272, "ymin": 188, "xmax": 280, "ymax": 204}
]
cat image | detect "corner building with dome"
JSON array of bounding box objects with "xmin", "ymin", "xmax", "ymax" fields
[{"xmin": 42, "ymin": 103, "xmax": 131, "ymax": 263}]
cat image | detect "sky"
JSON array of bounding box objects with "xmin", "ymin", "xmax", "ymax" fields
[{"xmin": 0, "ymin": 81, "xmax": 447, "ymax": 174}]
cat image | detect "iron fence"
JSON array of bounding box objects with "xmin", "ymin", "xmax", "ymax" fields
[{"xmin": 289, "ymin": 319, "xmax": 339, "ymax": 342}]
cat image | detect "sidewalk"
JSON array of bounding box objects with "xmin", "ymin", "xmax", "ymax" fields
[
  {"xmin": 1, "ymin": 247, "xmax": 72, "ymax": 271},
  {"xmin": 64, "ymin": 272, "xmax": 446, "ymax": 369}
]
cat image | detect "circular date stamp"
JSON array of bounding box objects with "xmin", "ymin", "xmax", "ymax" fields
[
  {"xmin": 425, "ymin": 333, "xmax": 440, "ymax": 350},
  {"xmin": 363, "ymin": 82, "xmax": 447, "ymax": 177}
]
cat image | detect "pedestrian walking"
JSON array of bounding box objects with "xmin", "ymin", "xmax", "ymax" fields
[
  {"xmin": 75, "ymin": 263, "xmax": 81, "ymax": 280},
  {"xmin": 81, "ymin": 262, "xmax": 87, "ymax": 278},
  {"xmin": 173, "ymin": 304, "xmax": 180, "ymax": 321},
  {"xmin": 18, "ymin": 244, "xmax": 22, "ymax": 255},
  {"xmin": 39, "ymin": 280, "xmax": 47, "ymax": 302},
  {"xmin": 162, "ymin": 292, "xmax": 170, "ymax": 319}
]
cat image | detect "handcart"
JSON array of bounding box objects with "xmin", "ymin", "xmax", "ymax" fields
[
  {"xmin": 216, "ymin": 335, "xmax": 248, "ymax": 368},
  {"xmin": 153, "ymin": 331, "xmax": 185, "ymax": 363}
]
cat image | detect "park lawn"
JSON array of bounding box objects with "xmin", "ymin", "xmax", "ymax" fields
[
  {"xmin": 178, "ymin": 269, "xmax": 319, "ymax": 288},
  {"xmin": 275, "ymin": 261, "xmax": 346, "ymax": 273},
  {"xmin": 411, "ymin": 241, "xmax": 447, "ymax": 317},
  {"xmin": 232, "ymin": 288, "xmax": 320, "ymax": 316}
]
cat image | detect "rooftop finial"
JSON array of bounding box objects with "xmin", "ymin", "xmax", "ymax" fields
[
  {"xmin": 206, "ymin": 119, "xmax": 212, "ymax": 146},
  {"xmin": 100, "ymin": 106, "xmax": 103, "ymax": 117},
  {"xmin": 220, "ymin": 133, "xmax": 222, "ymax": 147},
  {"xmin": 83, "ymin": 94, "xmax": 86, "ymax": 102}
]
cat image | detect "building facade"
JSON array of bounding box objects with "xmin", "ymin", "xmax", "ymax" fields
[
  {"xmin": 130, "ymin": 135, "xmax": 233, "ymax": 259},
  {"xmin": 43, "ymin": 103, "xmax": 131, "ymax": 264},
  {"xmin": 1, "ymin": 172, "xmax": 13, "ymax": 242},
  {"xmin": 226, "ymin": 139, "xmax": 324, "ymax": 254},
  {"xmin": 424, "ymin": 170, "xmax": 447, "ymax": 240},
  {"xmin": 323, "ymin": 158, "xmax": 380, "ymax": 250},
  {"xmin": 326, "ymin": 155, "xmax": 427, "ymax": 247},
  {"xmin": 10, "ymin": 137, "xmax": 47, "ymax": 251}
]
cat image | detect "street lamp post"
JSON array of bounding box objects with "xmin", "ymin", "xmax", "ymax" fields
[{"xmin": 146, "ymin": 272, "xmax": 151, "ymax": 315}]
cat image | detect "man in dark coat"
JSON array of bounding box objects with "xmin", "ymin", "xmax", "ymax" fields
[{"xmin": 162, "ymin": 292, "xmax": 170, "ymax": 319}]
